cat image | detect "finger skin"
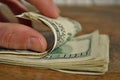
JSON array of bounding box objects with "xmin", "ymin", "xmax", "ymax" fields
[
  {"xmin": 0, "ymin": 0, "xmax": 59, "ymax": 18},
  {"xmin": 0, "ymin": 22, "xmax": 47, "ymax": 52},
  {"xmin": 0, "ymin": 0, "xmax": 27, "ymax": 14},
  {"xmin": 27, "ymin": 0, "xmax": 60, "ymax": 18}
]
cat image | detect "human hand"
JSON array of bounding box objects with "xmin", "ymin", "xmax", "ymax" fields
[{"xmin": 0, "ymin": 0, "xmax": 60, "ymax": 52}]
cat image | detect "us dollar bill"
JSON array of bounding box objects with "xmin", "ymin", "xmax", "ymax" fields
[
  {"xmin": 0, "ymin": 31, "xmax": 109, "ymax": 75},
  {"xmin": 17, "ymin": 12, "xmax": 82, "ymax": 51},
  {"xmin": 0, "ymin": 12, "xmax": 81, "ymax": 58},
  {"xmin": 0, "ymin": 12, "xmax": 109, "ymax": 75}
]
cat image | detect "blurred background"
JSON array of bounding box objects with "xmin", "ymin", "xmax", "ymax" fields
[
  {"xmin": 6, "ymin": 0, "xmax": 119, "ymax": 6},
  {"xmin": 53, "ymin": 0, "xmax": 120, "ymax": 6},
  {"xmin": 0, "ymin": 0, "xmax": 119, "ymax": 23},
  {"xmin": 0, "ymin": 0, "xmax": 120, "ymax": 6}
]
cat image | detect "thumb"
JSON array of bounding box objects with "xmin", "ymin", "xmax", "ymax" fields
[{"xmin": 0, "ymin": 22, "xmax": 47, "ymax": 52}]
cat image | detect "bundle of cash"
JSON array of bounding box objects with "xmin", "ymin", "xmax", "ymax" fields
[{"xmin": 0, "ymin": 12, "xmax": 109, "ymax": 75}]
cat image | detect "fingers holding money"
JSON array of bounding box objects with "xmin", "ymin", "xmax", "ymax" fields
[
  {"xmin": 0, "ymin": 0, "xmax": 59, "ymax": 52},
  {"xmin": 0, "ymin": 22, "xmax": 47, "ymax": 52}
]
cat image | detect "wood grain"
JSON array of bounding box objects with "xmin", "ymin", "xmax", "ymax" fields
[{"xmin": 0, "ymin": 6, "xmax": 120, "ymax": 80}]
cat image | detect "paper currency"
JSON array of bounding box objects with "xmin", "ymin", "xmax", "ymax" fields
[
  {"xmin": 17, "ymin": 12, "xmax": 82, "ymax": 52},
  {"xmin": 0, "ymin": 12, "xmax": 109, "ymax": 75}
]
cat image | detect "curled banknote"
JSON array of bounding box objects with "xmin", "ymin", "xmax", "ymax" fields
[
  {"xmin": 17, "ymin": 12, "xmax": 82, "ymax": 52},
  {"xmin": 0, "ymin": 12, "xmax": 81, "ymax": 58},
  {"xmin": 0, "ymin": 12, "xmax": 109, "ymax": 75}
]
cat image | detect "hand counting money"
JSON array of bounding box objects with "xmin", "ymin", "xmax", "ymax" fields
[
  {"xmin": 0, "ymin": 12, "xmax": 109, "ymax": 75},
  {"xmin": 17, "ymin": 12, "xmax": 82, "ymax": 52}
]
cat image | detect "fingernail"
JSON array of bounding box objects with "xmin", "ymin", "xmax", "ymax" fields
[{"xmin": 27, "ymin": 37, "xmax": 44, "ymax": 52}]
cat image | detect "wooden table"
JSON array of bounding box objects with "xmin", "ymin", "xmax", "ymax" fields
[{"xmin": 0, "ymin": 6, "xmax": 120, "ymax": 80}]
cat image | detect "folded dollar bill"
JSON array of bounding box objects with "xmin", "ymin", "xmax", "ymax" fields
[{"xmin": 0, "ymin": 12, "xmax": 109, "ymax": 75}]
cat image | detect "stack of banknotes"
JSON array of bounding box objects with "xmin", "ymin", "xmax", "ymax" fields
[{"xmin": 0, "ymin": 12, "xmax": 109, "ymax": 75}]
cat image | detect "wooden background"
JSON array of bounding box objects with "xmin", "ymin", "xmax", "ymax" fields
[{"xmin": 0, "ymin": 6, "xmax": 120, "ymax": 80}]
